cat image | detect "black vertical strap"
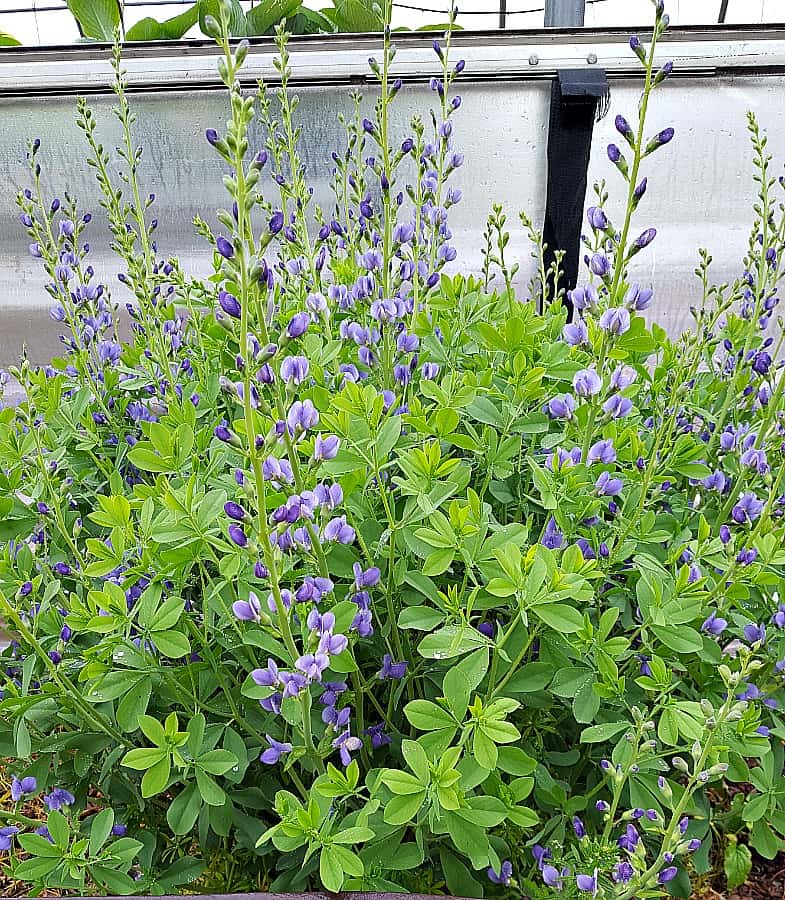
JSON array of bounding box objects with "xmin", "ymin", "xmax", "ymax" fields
[{"xmin": 541, "ymin": 68, "xmax": 609, "ymax": 316}]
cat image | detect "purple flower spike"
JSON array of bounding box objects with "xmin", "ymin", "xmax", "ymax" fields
[
  {"xmin": 487, "ymin": 861, "xmax": 512, "ymax": 886},
  {"xmin": 260, "ymin": 735, "xmax": 292, "ymax": 765}
]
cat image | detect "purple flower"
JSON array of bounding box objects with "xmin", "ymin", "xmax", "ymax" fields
[
  {"xmin": 603, "ymin": 395, "xmax": 633, "ymax": 419},
  {"xmin": 286, "ymin": 311, "xmax": 310, "ymax": 339},
  {"xmin": 421, "ymin": 362, "xmax": 440, "ymax": 380},
  {"xmin": 224, "ymin": 501, "xmax": 248, "ymax": 522},
  {"xmin": 624, "ymin": 283, "xmax": 654, "ymax": 310},
  {"xmin": 573, "ymin": 816, "xmax": 586, "ymax": 838},
  {"xmin": 587, "ymin": 438, "xmax": 616, "ymax": 466},
  {"xmin": 634, "ymin": 228, "xmax": 657, "ymax": 250},
  {"xmin": 599, "ymin": 307, "xmax": 631, "ymax": 335},
  {"xmin": 365, "ymin": 722, "xmax": 392, "ymax": 749},
  {"xmin": 610, "ymin": 364, "xmax": 636, "ymax": 390},
  {"xmin": 657, "ymin": 127, "xmax": 675, "ymax": 145},
  {"xmin": 251, "ymin": 659, "xmax": 280, "ymax": 687},
  {"xmin": 563, "ymin": 320, "xmax": 589, "ymax": 346},
  {"xmin": 260, "ymin": 735, "xmax": 292, "ymax": 765},
  {"xmin": 228, "ymin": 524, "xmax": 248, "ymax": 548},
  {"xmin": 319, "ymin": 632, "xmax": 349, "ymax": 656},
  {"xmin": 587, "ymin": 206, "xmax": 608, "ymax": 230},
  {"xmin": 702, "ymin": 470, "xmax": 727, "ymax": 493},
  {"xmin": 618, "ymin": 824, "xmax": 639, "ymax": 852},
  {"xmin": 576, "ymin": 872, "xmax": 598, "ymax": 894},
  {"xmin": 205, "ymin": 128, "xmax": 219, "ymax": 145},
  {"xmin": 732, "ymin": 492, "xmax": 764, "ymax": 524},
  {"xmin": 233, "ymin": 592, "xmax": 263, "ymax": 623},
  {"xmin": 111, "ymin": 824, "xmax": 127, "ymax": 836},
  {"xmin": 287, "ymin": 399, "xmax": 319, "ymax": 433},
  {"xmin": 487, "ymin": 861, "xmax": 512, "ymax": 886},
  {"xmin": 379, "ymin": 654, "xmax": 408, "ymax": 680},
  {"xmin": 542, "ymin": 865, "xmax": 564, "ymax": 889},
  {"xmin": 10, "ymin": 775, "xmax": 37, "ymax": 802},
  {"xmin": 548, "ymin": 394, "xmax": 576, "ymax": 420},
  {"xmin": 569, "ymin": 285, "xmax": 599, "ymax": 311},
  {"xmin": 333, "ymin": 730, "xmax": 363, "ymax": 766},
  {"xmin": 589, "ymin": 253, "xmax": 611, "ymax": 277},
  {"xmin": 313, "ymin": 433, "xmax": 340, "ymax": 461},
  {"xmin": 744, "ymin": 623, "xmax": 766, "ymax": 644},
  {"xmin": 658, "ymin": 867, "xmax": 678, "ymax": 884},
  {"xmin": 0, "ymin": 827, "xmax": 19, "ymax": 852},
  {"xmin": 43, "ymin": 787, "xmax": 75, "ymax": 811},
  {"xmin": 216, "ymin": 235, "xmax": 234, "ymax": 259},
  {"xmin": 613, "ymin": 862, "xmax": 634, "ymax": 884},
  {"xmin": 702, "ymin": 611, "xmax": 727, "ymax": 636},
  {"xmin": 296, "ymin": 652, "xmax": 330, "ymax": 681},
  {"xmin": 323, "ymin": 516, "xmax": 355, "ymax": 544},
  {"xmin": 218, "ymin": 290, "xmax": 241, "ymax": 319},
  {"xmin": 573, "ymin": 368, "xmax": 602, "ymax": 398},
  {"xmin": 542, "ymin": 516, "xmax": 564, "ymax": 550},
  {"xmin": 353, "ymin": 563, "xmax": 381, "ymax": 588},
  {"xmin": 773, "ymin": 605, "xmax": 785, "ymax": 628},
  {"xmin": 280, "ymin": 355, "xmax": 309, "ymax": 384},
  {"xmin": 615, "ymin": 115, "xmax": 632, "ymax": 138}
]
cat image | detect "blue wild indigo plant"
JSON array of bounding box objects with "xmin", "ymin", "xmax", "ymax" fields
[{"xmin": 2, "ymin": 0, "xmax": 785, "ymax": 896}]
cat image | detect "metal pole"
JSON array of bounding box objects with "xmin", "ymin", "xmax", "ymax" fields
[
  {"xmin": 544, "ymin": 0, "xmax": 586, "ymax": 27},
  {"xmin": 500, "ymin": 0, "xmax": 507, "ymax": 29},
  {"xmin": 718, "ymin": 0, "xmax": 730, "ymax": 23}
]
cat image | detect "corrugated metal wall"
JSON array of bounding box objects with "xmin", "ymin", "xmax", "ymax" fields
[{"xmin": 1, "ymin": 29, "xmax": 785, "ymax": 367}]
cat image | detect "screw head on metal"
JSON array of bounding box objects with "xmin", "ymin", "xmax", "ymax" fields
[
  {"xmin": 587, "ymin": 52, "xmax": 598, "ymax": 64},
  {"xmin": 528, "ymin": 53, "xmax": 539, "ymax": 65}
]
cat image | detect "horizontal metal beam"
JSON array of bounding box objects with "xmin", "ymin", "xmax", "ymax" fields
[{"xmin": 1, "ymin": 25, "xmax": 785, "ymax": 95}]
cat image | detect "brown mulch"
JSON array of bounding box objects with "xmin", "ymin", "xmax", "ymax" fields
[{"xmin": 697, "ymin": 854, "xmax": 785, "ymax": 900}]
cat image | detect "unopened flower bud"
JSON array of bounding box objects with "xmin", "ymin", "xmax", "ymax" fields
[{"xmin": 672, "ymin": 756, "xmax": 689, "ymax": 773}]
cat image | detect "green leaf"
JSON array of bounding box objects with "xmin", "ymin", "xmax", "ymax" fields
[
  {"xmin": 46, "ymin": 810, "xmax": 69, "ymax": 848},
  {"xmin": 497, "ymin": 746, "xmax": 537, "ymax": 775},
  {"xmin": 0, "ymin": 31, "xmax": 22, "ymax": 45},
  {"xmin": 198, "ymin": 0, "xmax": 245, "ymax": 35},
  {"xmin": 724, "ymin": 835, "xmax": 752, "ymax": 891},
  {"xmin": 153, "ymin": 629, "xmax": 191, "ymax": 658},
  {"xmin": 66, "ymin": 0, "xmax": 120, "ymax": 40},
  {"xmin": 89, "ymin": 808, "xmax": 115, "ymax": 857},
  {"xmin": 198, "ymin": 749, "xmax": 238, "ymax": 776},
  {"xmin": 404, "ymin": 699, "xmax": 456, "ymax": 731},
  {"xmin": 398, "ymin": 606, "xmax": 443, "ymax": 630},
  {"xmin": 549, "ymin": 667, "xmax": 593, "ymax": 698},
  {"xmin": 138, "ymin": 714, "xmax": 167, "ymax": 746},
  {"xmin": 127, "ymin": 445, "xmax": 174, "ymax": 473},
  {"xmin": 383, "ymin": 791, "xmax": 426, "ymax": 825},
  {"xmin": 116, "ymin": 678, "xmax": 153, "ymax": 732},
  {"xmin": 401, "ymin": 739, "xmax": 430, "ymax": 784},
  {"xmin": 472, "ymin": 726, "xmax": 498, "ymax": 769},
  {"xmin": 381, "ymin": 769, "xmax": 427, "ymax": 795},
  {"xmin": 167, "ymin": 783, "xmax": 202, "ymax": 835},
  {"xmin": 122, "ymin": 747, "xmax": 167, "ymax": 770},
  {"xmin": 651, "ymin": 624, "xmax": 703, "ymax": 654},
  {"xmin": 141, "ymin": 755, "xmax": 171, "ymax": 797},
  {"xmin": 533, "ymin": 603, "xmax": 584, "ymax": 633},
  {"xmin": 330, "ymin": 0, "xmax": 383, "ymax": 32},
  {"xmin": 572, "ymin": 679, "xmax": 600, "ymax": 724},
  {"xmin": 418, "ymin": 625, "xmax": 489, "ymax": 659},
  {"xmin": 580, "ymin": 721, "xmax": 629, "ymax": 743},
  {"xmin": 319, "ymin": 845, "xmax": 345, "ymax": 892},
  {"xmin": 196, "ymin": 768, "xmax": 225, "ymax": 806},
  {"xmin": 502, "ymin": 661, "xmax": 553, "ymax": 693},
  {"xmin": 443, "ymin": 667, "xmax": 471, "ymax": 721},
  {"xmin": 245, "ymin": 0, "xmax": 301, "ymax": 34},
  {"xmin": 125, "ymin": 5, "xmax": 198, "ymax": 40}
]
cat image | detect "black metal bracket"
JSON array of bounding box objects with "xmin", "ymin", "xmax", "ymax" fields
[{"xmin": 541, "ymin": 67, "xmax": 609, "ymax": 316}]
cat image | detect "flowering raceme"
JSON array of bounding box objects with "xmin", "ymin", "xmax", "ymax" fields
[{"xmin": 2, "ymin": 0, "xmax": 785, "ymax": 897}]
